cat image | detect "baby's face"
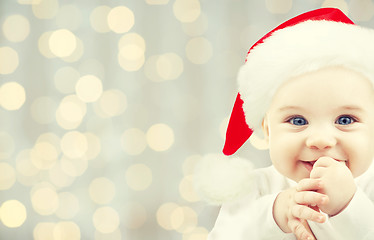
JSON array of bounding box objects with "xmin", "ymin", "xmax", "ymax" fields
[{"xmin": 262, "ymin": 66, "xmax": 374, "ymax": 182}]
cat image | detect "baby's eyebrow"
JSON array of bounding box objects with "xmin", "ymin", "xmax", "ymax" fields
[
  {"xmin": 339, "ymin": 105, "xmax": 364, "ymax": 112},
  {"xmin": 278, "ymin": 106, "xmax": 304, "ymax": 112}
]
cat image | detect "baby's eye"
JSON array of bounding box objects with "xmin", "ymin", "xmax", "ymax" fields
[
  {"xmin": 336, "ymin": 115, "xmax": 356, "ymax": 125},
  {"xmin": 288, "ymin": 116, "xmax": 308, "ymax": 126}
]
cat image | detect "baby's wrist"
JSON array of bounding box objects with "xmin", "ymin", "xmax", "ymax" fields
[{"xmin": 272, "ymin": 191, "xmax": 291, "ymax": 233}]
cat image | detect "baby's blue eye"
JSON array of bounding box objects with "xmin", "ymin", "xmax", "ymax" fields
[
  {"xmin": 289, "ymin": 116, "xmax": 308, "ymax": 126},
  {"xmin": 336, "ymin": 116, "xmax": 355, "ymax": 125}
]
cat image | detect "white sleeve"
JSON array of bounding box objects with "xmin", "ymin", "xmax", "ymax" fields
[
  {"xmin": 308, "ymin": 187, "xmax": 374, "ymax": 240},
  {"xmin": 208, "ymin": 193, "xmax": 295, "ymax": 240},
  {"xmin": 328, "ymin": 188, "xmax": 374, "ymax": 239}
]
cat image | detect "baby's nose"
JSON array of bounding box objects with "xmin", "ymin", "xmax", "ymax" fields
[{"xmin": 305, "ymin": 130, "xmax": 337, "ymax": 150}]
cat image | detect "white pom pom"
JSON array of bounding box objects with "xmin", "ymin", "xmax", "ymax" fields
[{"xmin": 193, "ymin": 154, "xmax": 255, "ymax": 205}]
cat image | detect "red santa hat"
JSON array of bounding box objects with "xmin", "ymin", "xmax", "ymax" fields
[
  {"xmin": 195, "ymin": 8, "xmax": 374, "ymax": 205},
  {"xmin": 224, "ymin": 7, "xmax": 374, "ymax": 155}
]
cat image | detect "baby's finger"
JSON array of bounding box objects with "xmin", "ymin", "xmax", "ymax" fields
[
  {"xmin": 291, "ymin": 204, "xmax": 326, "ymax": 223},
  {"xmin": 297, "ymin": 178, "xmax": 322, "ymax": 191},
  {"xmin": 288, "ymin": 219, "xmax": 315, "ymax": 240},
  {"xmin": 310, "ymin": 166, "xmax": 326, "ymax": 179},
  {"xmin": 294, "ymin": 191, "xmax": 329, "ymax": 206},
  {"xmin": 313, "ymin": 157, "xmax": 335, "ymax": 168}
]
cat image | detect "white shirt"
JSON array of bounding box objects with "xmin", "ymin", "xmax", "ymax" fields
[{"xmin": 208, "ymin": 163, "xmax": 374, "ymax": 240}]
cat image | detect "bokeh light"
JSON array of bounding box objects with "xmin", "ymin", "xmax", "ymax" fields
[
  {"xmin": 2, "ymin": 14, "xmax": 30, "ymax": 42},
  {"xmin": 185, "ymin": 37, "xmax": 213, "ymax": 64},
  {"xmin": 90, "ymin": 5, "xmax": 111, "ymax": 33},
  {"xmin": 94, "ymin": 229, "xmax": 122, "ymax": 240},
  {"xmin": 38, "ymin": 31, "xmax": 56, "ymax": 58},
  {"xmin": 107, "ymin": 6, "xmax": 135, "ymax": 33},
  {"xmin": 16, "ymin": 149, "xmax": 40, "ymax": 178},
  {"xmin": 49, "ymin": 29, "xmax": 77, "ymax": 58},
  {"xmin": 55, "ymin": 192, "xmax": 80, "ymax": 219},
  {"xmin": 123, "ymin": 202, "xmax": 147, "ymax": 229},
  {"xmin": 89, "ymin": 177, "xmax": 116, "ymax": 204},
  {"xmin": 0, "ymin": 162, "xmax": 16, "ymax": 190},
  {"xmin": 31, "ymin": 183, "xmax": 59, "ymax": 216},
  {"xmin": 48, "ymin": 162, "xmax": 75, "ymax": 188},
  {"xmin": 265, "ymin": 0, "xmax": 293, "ymax": 14},
  {"xmin": 62, "ymin": 37, "xmax": 84, "ymax": 63},
  {"xmin": 156, "ymin": 202, "xmax": 179, "ymax": 230},
  {"xmin": 33, "ymin": 222, "xmax": 55, "ymax": 240},
  {"xmin": 0, "ymin": 47, "xmax": 19, "ymax": 74},
  {"xmin": 0, "ymin": 200, "xmax": 27, "ymax": 228},
  {"xmin": 0, "ymin": 82, "xmax": 26, "ymax": 110},
  {"xmin": 182, "ymin": 13, "xmax": 208, "ymax": 36},
  {"xmin": 60, "ymin": 155, "xmax": 88, "ymax": 177},
  {"xmin": 84, "ymin": 132, "xmax": 102, "ymax": 160},
  {"xmin": 179, "ymin": 175, "xmax": 200, "ymax": 202},
  {"xmin": 182, "ymin": 155, "xmax": 201, "ymax": 176},
  {"xmin": 75, "ymin": 75, "xmax": 103, "ymax": 103},
  {"xmin": 156, "ymin": 53, "xmax": 184, "ymax": 81},
  {"xmin": 146, "ymin": 0, "xmax": 170, "ymax": 5},
  {"xmin": 173, "ymin": 0, "xmax": 201, "ymax": 23},
  {"xmin": 121, "ymin": 128, "xmax": 147, "ymax": 155},
  {"xmin": 30, "ymin": 141, "xmax": 59, "ymax": 170},
  {"xmin": 94, "ymin": 89, "xmax": 127, "ymax": 118},
  {"xmin": 32, "ymin": 0, "xmax": 59, "ymax": 19},
  {"xmin": 171, "ymin": 206, "xmax": 198, "ymax": 233},
  {"xmin": 125, "ymin": 164, "xmax": 152, "ymax": 191},
  {"xmin": 146, "ymin": 123, "xmax": 174, "ymax": 152},
  {"xmin": 53, "ymin": 221, "xmax": 81, "ymax": 240},
  {"xmin": 93, "ymin": 207, "xmax": 120, "ymax": 233},
  {"xmin": 60, "ymin": 131, "xmax": 88, "ymax": 159},
  {"xmin": 55, "ymin": 95, "xmax": 87, "ymax": 129},
  {"xmin": 182, "ymin": 227, "xmax": 209, "ymax": 240},
  {"xmin": 18, "ymin": 0, "xmax": 42, "ymax": 4},
  {"xmin": 54, "ymin": 66, "xmax": 80, "ymax": 94}
]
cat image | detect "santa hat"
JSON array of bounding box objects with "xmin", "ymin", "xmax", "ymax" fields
[{"xmin": 195, "ymin": 8, "xmax": 374, "ymax": 205}]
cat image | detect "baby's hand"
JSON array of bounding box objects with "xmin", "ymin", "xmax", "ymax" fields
[
  {"xmin": 273, "ymin": 184, "xmax": 327, "ymax": 240},
  {"xmin": 310, "ymin": 157, "xmax": 356, "ymax": 216}
]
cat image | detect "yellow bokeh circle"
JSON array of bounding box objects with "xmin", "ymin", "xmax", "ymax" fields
[
  {"xmin": 173, "ymin": 0, "xmax": 201, "ymax": 23},
  {"xmin": 107, "ymin": 6, "xmax": 135, "ymax": 33},
  {"xmin": 0, "ymin": 82, "xmax": 26, "ymax": 110},
  {"xmin": 2, "ymin": 14, "xmax": 30, "ymax": 42},
  {"xmin": 0, "ymin": 47, "xmax": 19, "ymax": 74},
  {"xmin": 121, "ymin": 128, "xmax": 147, "ymax": 155},
  {"xmin": 60, "ymin": 131, "xmax": 88, "ymax": 159},
  {"xmin": 93, "ymin": 207, "xmax": 120, "ymax": 233},
  {"xmin": 90, "ymin": 5, "xmax": 111, "ymax": 33},
  {"xmin": 89, "ymin": 177, "xmax": 116, "ymax": 205},
  {"xmin": 125, "ymin": 164, "xmax": 152, "ymax": 191},
  {"xmin": 0, "ymin": 200, "xmax": 27, "ymax": 228},
  {"xmin": 49, "ymin": 29, "xmax": 77, "ymax": 58},
  {"xmin": 146, "ymin": 123, "xmax": 174, "ymax": 151},
  {"xmin": 75, "ymin": 75, "xmax": 103, "ymax": 103}
]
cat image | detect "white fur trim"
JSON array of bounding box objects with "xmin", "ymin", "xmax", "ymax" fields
[
  {"xmin": 193, "ymin": 154, "xmax": 254, "ymax": 205},
  {"xmin": 238, "ymin": 20, "xmax": 374, "ymax": 137}
]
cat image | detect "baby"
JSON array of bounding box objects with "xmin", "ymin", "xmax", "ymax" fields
[{"xmin": 203, "ymin": 8, "xmax": 374, "ymax": 240}]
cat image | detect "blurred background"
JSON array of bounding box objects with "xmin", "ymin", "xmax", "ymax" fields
[{"xmin": 1, "ymin": 0, "xmax": 374, "ymax": 239}]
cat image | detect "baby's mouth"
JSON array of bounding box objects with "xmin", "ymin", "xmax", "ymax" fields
[{"xmin": 302, "ymin": 160, "xmax": 317, "ymax": 171}]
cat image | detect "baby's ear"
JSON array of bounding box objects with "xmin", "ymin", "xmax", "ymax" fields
[{"xmin": 262, "ymin": 115, "xmax": 270, "ymax": 141}]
